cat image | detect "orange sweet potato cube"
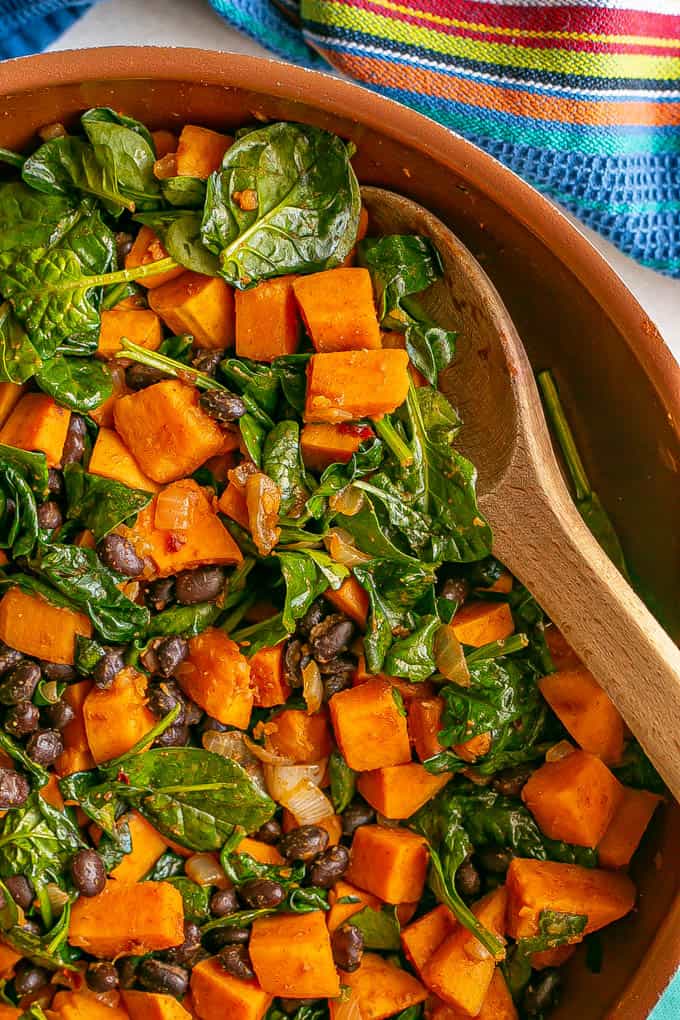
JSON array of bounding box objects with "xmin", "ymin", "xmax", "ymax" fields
[
  {"xmin": 522, "ymin": 749, "xmax": 624, "ymax": 848},
  {"xmin": 123, "ymin": 989, "xmax": 193, "ymax": 1019},
  {"xmin": 250, "ymin": 911, "xmax": 339, "ymax": 997},
  {"xmin": 51, "ymin": 992, "xmax": 129, "ymax": 1020},
  {"xmin": 300, "ymin": 423, "xmax": 365, "ymax": 473},
  {"xmin": 506, "ymin": 857, "xmax": 636, "ymax": 939},
  {"xmin": 149, "ymin": 271, "xmax": 235, "ymax": 350},
  {"xmin": 265, "ymin": 708, "xmax": 332, "ymax": 763},
  {"xmin": 176, "ymin": 124, "xmax": 232, "ymax": 178},
  {"xmin": 0, "ymin": 382, "xmax": 26, "ymax": 427},
  {"xmin": 357, "ymin": 763, "xmax": 452, "ymax": 819},
  {"xmin": 0, "ymin": 393, "xmax": 70, "ymax": 467},
  {"xmin": 0, "ymin": 942, "xmax": 21, "ymax": 978},
  {"xmin": 324, "ymin": 574, "xmax": 369, "ymax": 627},
  {"xmin": 235, "ymin": 275, "xmax": 300, "ymax": 361},
  {"xmin": 237, "ymin": 837, "xmax": 285, "ymax": 866},
  {"xmin": 304, "ymin": 349, "xmax": 410, "ymax": 423},
  {"xmin": 539, "ymin": 667, "xmax": 624, "ymax": 765},
  {"xmin": 428, "ymin": 968, "xmax": 519, "ymax": 1020},
  {"xmin": 329, "ymin": 678, "xmax": 411, "ymax": 771},
  {"xmin": 331, "ymin": 952, "xmax": 427, "ymax": 1020},
  {"xmin": 113, "ymin": 380, "xmax": 228, "ymax": 483},
  {"xmin": 451, "ymin": 601, "xmax": 514, "ymax": 647},
  {"xmin": 250, "ymin": 645, "xmax": 290, "ymax": 708},
  {"xmin": 408, "ymin": 697, "xmax": 445, "ymax": 762},
  {"xmin": 347, "ymin": 824, "xmax": 429, "ymax": 904},
  {"xmin": 191, "ymin": 957, "xmax": 271, "ymax": 1020},
  {"xmin": 0, "ymin": 588, "xmax": 91, "ymax": 666},
  {"xmin": 111, "ymin": 811, "xmax": 169, "ymax": 883},
  {"xmin": 530, "ymin": 944, "xmax": 577, "ymax": 971},
  {"xmin": 293, "ymin": 268, "xmax": 381, "ymax": 352},
  {"xmin": 126, "ymin": 225, "xmax": 184, "ymax": 289},
  {"xmin": 69, "ymin": 880, "xmax": 184, "ymax": 957},
  {"xmin": 401, "ymin": 904, "xmax": 456, "ymax": 978},
  {"xmin": 177, "ymin": 628, "xmax": 252, "ymax": 728},
  {"xmin": 89, "ymin": 427, "xmax": 160, "ymax": 493},
  {"xmin": 327, "ymin": 880, "xmax": 381, "ymax": 932},
  {"xmin": 545, "ymin": 626, "xmax": 582, "ymax": 671},
  {"xmin": 83, "ymin": 668, "xmax": 156, "ymax": 764},
  {"xmin": 98, "ymin": 308, "xmax": 162, "ymax": 358},
  {"xmin": 55, "ymin": 680, "xmax": 95, "ymax": 777},
  {"xmin": 597, "ymin": 787, "xmax": 662, "ymax": 869},
  {"xmin": 0, "ymin": 1007, "xmax": 19, "ymax": 1020},
  {"xmin": 152, "ymin": 130, "xmax": 178, "ymax": 158}
]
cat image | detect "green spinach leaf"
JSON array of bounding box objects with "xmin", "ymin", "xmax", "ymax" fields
[
  {"xmin": 0, "ymin": 460, "xmax": 39, "ymax": 558},
  {"xmin": 277, "ymin": 550, "xmax": 347, "ymax": 632},
  {"xmin": 162, "ymin": 175, "xmax": 207, "ymax": 208},
  {"xmin": 167, "ymin": 877, "xmax": 211, "ymax": 923},
  {"xmin": 351, "ymin": 904, "xmax": 401, "ymax": 950},
  {"xmin": 0, "ymin": 301, "xmax": 42, "ymax": 383},
  {"xmin": 35, "ymin": 356, "xmax": 112, "ymax": 412},
  {"xmin": 0, "ymin": 181, "xmax": 80, "ymax": 254},
  {"xmin": 136, "ymin": 209, "xmax": 220, "ymax": 276},
  {"xmin": 329, "ymin": 750, "xmax": 356, "ymax": 814},
  {"xmin": 503, "ymin": 909, "xmax": 587, "ymax": 1000},
  {"xmin": 263, "ymin": 420, "xmax": 308, "ymax": 516},
  {"xmin": 63, "ymin": 464, "xmax": 153, "ymax": 541}
]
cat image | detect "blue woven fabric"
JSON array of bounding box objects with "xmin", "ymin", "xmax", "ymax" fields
[{"xmin": 0, "ymin": 0, "xmax": 94, "ymax": 60}]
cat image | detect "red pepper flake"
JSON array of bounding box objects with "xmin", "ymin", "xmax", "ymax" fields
[
  {"xmin": 165, "ymin": 532, "xmax": 186, "ymax": 553},
  {"xmin": 338, "ymin": 423, "xmax": 373, "ymax": 439},
  {"xmin": 116, "ymin": 770, "xmax": 130, "ymax": 785}
]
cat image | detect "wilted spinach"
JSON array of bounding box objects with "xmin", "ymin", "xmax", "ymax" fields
[
  {"xmin": 263, "ymin": 420, "xmax": 308, "ymax": 515},
  {"xmin": 503, "ymin": 909, "xmax": 587, "ymax": 1000},
  {"xmin": 135, "ymin": 208, "xmax": 219, "ymax": 275},
  {"xmin": 277, "ymin": 550, "xmax": 348, "ymax": 632},
  {"xmin": 0, "ymin": 301, "xmax": 42, "ymax": 383},
  {"xmin": 329, "ymin": 750, "xmax": 356, "ymax": 814},
  {"xmin": 162, "ymin": 175, "xmax": 207, "ymax": 208},
  {"xmin": 63, "ymin": 464, "xmax": 153, "ymax": 541},
  {"xmin": 167, "ymin": 877, "xmax": 211, "ymax": 924},
  {"xmin": 0, "ymin": 459, "xmax": 39, "ymax": 558},
  {"xmin": 35, "ymin": 356, "xmax": 112, "ymax": 412},
  {"xmin": 350, "ymin": 904, "xmax": 401, "ymax": 950}
]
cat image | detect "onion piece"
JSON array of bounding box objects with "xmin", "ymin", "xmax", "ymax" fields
[
  {"xmin": 329, "ymin": 485, "xmax": 365, "ymax": 517},
  {"xmin": 155, "ymin": 485, "xmax": 198, "ymax": 531},
  {"xmin": 302, "ymin": 660, "xmax": 323, "ymax": 716},
  {"xmin": 263, "ymin": 761, "xmax": 327, "ymax": 805},
  {"xmin": 546, "ymin": 740, "xmax": 575, "ymax": 763},
  {"xmin": 46, "ymin": 883, "xmax": 69, "ymax": 917},
  {"xmin": 246, "ymin": 473, "xmax": 281, "ymax": 556},
  {"xmin": 324, "ymin": 528, "xmax": 372, "ymax": 567},
  {"xmin": 186, "ymin": 853, "xmax": 228, "ymax": 888},
  {"xmin": 434, "ymin": 624, "xmax": 471, "ymax": 686},
  {"xmin": 243, "ymin": 734, "xmax": 294, "ymax": 766},
  {"xmin": 285, "ymin": 779, "xmax": 335, "ymax": 826}
]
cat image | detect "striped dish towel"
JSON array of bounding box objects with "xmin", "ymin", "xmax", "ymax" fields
[{"xmin": 211, "ymin": 0, "xmax": 680, "ymax": 278}]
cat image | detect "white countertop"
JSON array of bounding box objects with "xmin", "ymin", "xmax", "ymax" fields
[{"xmin": 50, "ymin": 0, "xmax": 680, "ymax": 361}]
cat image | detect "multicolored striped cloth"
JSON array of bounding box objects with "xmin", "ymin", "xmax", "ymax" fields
[{"xmin": 211, "ymin": 0, "xmax": 680, "ymax": 278}]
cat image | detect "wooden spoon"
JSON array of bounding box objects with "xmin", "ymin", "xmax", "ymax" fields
[{"xmin": 362, "ymin": 185, "xmax": 680, "ymax": 798}]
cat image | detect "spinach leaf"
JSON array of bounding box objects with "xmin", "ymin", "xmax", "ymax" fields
[
  {"xmin": 0, "ymin": 461, "xmax": 39, "ymax": 558},
  {"xmin": 358, "ymin": 234, "xmax": 457, "ymax": 386},
  {"xmin": 145, "ymin": 601, "xmax": 221, "ymax": 639},
  {"xmin": 74, "ymin": 634, "xmax": 107, "ymax": 676},
  {"xmin": 167, "ymin": 877, "xmax": 211, "ymax": 923},
  {"xmin": 503, "ymin": 909, "xmax": 587, "ymax": 1000},
  {"xmin": 278, "ymin": 550, "xmax": 347, "ymax": 632},
  {"xmin": 0, "ymin": 731, "xmax": 50, "ymax": 785},
  {"xmin": 136, "ymin": 209, "xmax": 220, "ymax": 276},
  {"xmin": 305, "ymin": 438, "xmax": 383, "ymax": 521},
  {"xmin": 219, "ymin": 358, "xmax": 280, "ymax": 416},
  {"xmin": 30, "ymin": 543, "xmax": 150, "ymax": 642},
  {"xmin": 240, "ymin": 413, "xmax": 267, "ymax": 468},
  {"xmin": 263, "ymin": 421, "xmax": 308, "ymax": 515},
  {"xmin": 0, "ymin": 181, "xmax": 80, "ymax": 254},
  {"xmin": 0, "ymin": 790, "xmax": 85, "ymax": 886},
  {"xmin": 35, "ymin": 356, "xmax": 112, "ymax": 412},
  {"xmin": 354, "ymin": 473, "xmax": 431, "ymax": 554},
  {"xmin": 146, "ymin": 850, "xmax": 185, "ymax": 881},
  {"xmin": 221, "ymin": 845, "xmax": 328, "ymax": 915},
  {"xmin": 329, "ymin": 750, "xmax": 356, "ymax": 814},
  {"xmin": 230, "ymin": 612, "xmax": 288, "ymax": 657},
  {"xmin": 81, "ymin": 108, "xmax": 162, "ymax": 210},
  {"xmin": 0, "ymin": 896, "xmax": 79, "ymax": 971},
  {"xmin": 58, "ymin": 200, "xmax": 116, "ymax": 277},
  {"xmin": 613, "ymin": 740, "xmax": 664, "ymax": 794},
  {"xmin": 63, "ymin": 464, "xmax": 153, "ymax": 542},
  {"xmin": 0, "ymin": 301, "xmax": 42, "ymax": 383},
  {"xmin": 201, "ymin": 122, "xmax": 360, "ymax": 287},
  {"xmin": 57, "ymin": 770, "xmax": 124, "ymax": 842},
  {"xmin": 23, "ymin": 136, "xmax": 136, "ymax": 212},
  {"xmin": 351, "ymin": 905, "xmax": 401, "ymax": 950},
  {"xmin": 266, "ymin": 1002, "xmax": 328, "ymax": 1020},
  {"xmin": 162, "ymin": 175, "xmax": 207, "ymax": 208},
  {"xmin": 383, "ymin": 615, "xmax": 439, "ymax": 681}
]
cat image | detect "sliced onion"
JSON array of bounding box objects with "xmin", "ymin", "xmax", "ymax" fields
[
  {"xmin": 329, "ymin": 485, "xmax": 365, "ymax": 517},
  {"xmin": 155, "ymin": 485, "xmax": 198, "ymax": 532},
  {"xmin": 185, "ymin": 852, "xmax": 228, "ymax": 888},
  {"xmin": 263, "ymin": 761, "xmax": 327, "ymax": 804},
  {"xmin": 324, "ymin": 528, "xmax": 372, "ymax": 567},
  {"xmin": 546, "ymin": 740, "xmax": 575, "ymax": 763},
  {"xmin": 434, "ymin": 624, "xmax": 470, "ymax": 686},
  {"xmin": 243, "ymin": 734, "xmax": 294, "ymax": 766},
  {"xmin": 203, "ymin": 729, "xmax": 258, "ymax": 765},
  {"xmin": 286, "ymin": 779, "xmax": 335, "ymax": 826},
  {"xmin": 38, "ymin": 121, "xmax": 67, "ymax": 141},
  {"xmin": 376, "ymin": 813, "xmax": 401, "ymax": 828},
  {"xmin": 302, "ymin": 660, "xmax": 323, "ymax": 716},
  {"xmin": 40, "ymin": 681, "xmax": 60, "ymax": 705},
  {"xmin": 154, "ymin": 152, "xmax": 178, "ymax": 179},
  {"xmin": 46, "ymin": 882, "xmax": 69, "ymax": 916},
  {"xmin": 246, "ymin": 473, "xmax": 281, "ymax": 556}
]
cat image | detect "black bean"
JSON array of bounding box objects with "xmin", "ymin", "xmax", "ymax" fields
[
  {"xmin": 21, "ymin": 920, "xmax": 42, "ymax": 937},
  {"xmin": 198, "ymin": 715, "xmax": 229, "ymax": 735},
  {"xmin": 491, "ymin": 765, "xmax": 533, "ymax": 799},
  {"xmin": 239, "ymin": 879, "xmax": 285, "ymax": 909},
  {"xmin": 255, "ymin": 818, "xmax": 282, "ymax": 845},
  {"xmin": 155, "ymin": 636, "xmax": 189, "ymax": 678},
  {"xmin": 455, "ymin": 859, "xmax": 481, "ymax": 899},
  {"xmin": 147, "ymin": 679, "xmax": 186, "ymax": 720},
  {"xmin": 210, "ymin": 888, "xmax": 240, "ymax": 918},
  {"xmin": 40, "ymin": 661, "xmax": 76, "ymax": 682},
  {"xmin": 154, "ymin": 721, "xmax": 190, "ymax": 748},
  {"xmin": 98, "ymin": 533, "xmax": 144, "ymax": 578},
  {"xmin": 163, "ymin": 921, "xmax": 202, "ymax": 966},
  {"xmin": 523, "ymin": 969, "xmax": 562, "ymax": 1016},
  {"xmin": 341, "ymin": 801, "xmax": 375, "ymax": 839},
  {"xmin": 331, "ymin": 924, "xmax": 363, "ymax": 973},
  {"xmin": 61, "ymin": 414, "xmax": 87, "ymax": 465},
  {"xmin": 440, "ymin": 577, "xmax": 470, "ymax": 606},
  {"xmin": 47, "ymin": 468, "xmax": 64, "ymax": 498},
  {"xmin": 126, "ymin": 363, "xmax": 168, "ymax": 390},
  {"xmin": 205, "ymin": 926, "xmax": 250, "ymax": 951},
  {"xmin": 146, "ymin": 577, "xmax": 175, "ymax": 611},
  {"xmin": 278, "ymin": 1000, "xmax": 322, "ymax": 1016},
  {"xmin": 174, "ymin": 566, "xmax": 225, "ymax": 605},
  {"xmin": 199, "ymin": 390, "xmax": 247, "ymax": 423},
  {"xmin": 309, "ymin": 845, "xmax": 350, "ymax": 888},
  {"xmin": 116, "ymin": 957, "xmax": 140, "ymax": 990},
  {"xmin": 318, "ymin": 653, "xmax": 356, "ymax": 678},
  {"xmin": 218, "ymin": 943, "xmax": 255, "ymax": 981},
  {"xmin": 13, "ymin": 960, "xmax": 50, "ymax": 996},
  {"xmin": 26, "ymin": 728, "xmax": 63, "ymax": 767},
  {"xmin": 0, "ymin": 768, "xmax": 30, "ymax": 809},
  {"xmin": 37, "ymin": 501, "xmax": 63, "ymax": 531},
  {"xmin": 115, "ymin": 231, "xmax": 134, "ymax": 263},
  {"xmin": 0, "ymin": 645, "xmax": 22, "ymax": 679},
  {"xmin": 71, "ymin": 849, "xmax": 106, "ymax": 897},
  {"xmin": 309, "ymin": 614, "xmax": 355, "ymax": 664},
  {"xmin": 183, "ymin": 698, "xmax": 203, "ymax": 727},
  {"xmin": 93, "ymin": 649, "xmax": 124, "ymax": 690},
  {"xmin": 43, "ymin": 699, "xmax": 76, "ymax": 731},
  {"xmin": 283, "ymin": 638, "xmax": 306, "ymax": 688},
  {"xmin": 476, "ymin": 848, "xmax": 512, "ymax": 875},
  {"xmin": 192, "ymin": 349, "xmax": 223, "ymax": 376},
  {"xmin": 278, "ymin": 825, "xmax": 329, "ymax": 863},
  {"xmin": 138, "ymin": 958, "xmax": 189, "ymax": 998},
  {"xmin": 323, "ymin": 673, "xmax": 353, "ymax": 701},
  {"xmin": 296, "ymin": 599, "xmax": 326, "ymax": 639},
  {"xmin": 6, "ymin": 875, "xmax": 34, "ymax": 911},
  {"xmin": 0, "ymin": 660, "xmax": 40, "ymax": 704},
  {"xmin": 4, "ymin": 701, "xmax": 40, "ymax": 738},
  {"xmin": 86, "ymin": 961, "xmax": 119, "ymax": 993}
]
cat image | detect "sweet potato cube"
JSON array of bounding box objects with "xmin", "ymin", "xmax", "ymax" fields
[
  {"xmin": 149, "ymin": 271, "xmax": 235, "ymax": 350},
  {"xmin": 539, "ymin": 667, "xmax": 624, "ymax": 765},
  {"xmin": 545, "ymin": 626, "xmax": 581, "ymax": 671},
  {"xmin": 123, "ymin": 990, "xmax": 192, "ymax": 1019},
  {"xmin": 218, "ymin": 480, "xmax": 249, "ymax": 529},
  {"xmin": 98, "ymin": 308, "xmax": 162, "ymax": 358},
  {"xmin": 235, "ymin": 275, "xmax": 300, "ymax": 361},
  {"xmin": 176, "ymin": 124, "xmax": 232, "ymax": 178},
  {"xmin": 0, "ymin": 587, "xmax": 91, "ymax": 665},
  {"xmin": 83, "ymin": 667, "xmax": 156, "ymax": 764},
  {"xmin": 522, "ymin": 749, "xmax": 623, "ymax": 848},
  {"xmin": 0, "ymin": 942, "xmax": 20, "ymax": 978},
  {"xmin": 429, "ymin": 968, "xmax": 518, "ymax": 1020},
  {"xmin": 265, "ymin": 708, "xmax": 332, "ymax": 763},
  {"xmin": 327, "ymin": 880, "xmax": 381, "ymax": 932},
  {"xmin": 152, "ymin": 130, "xmax": 178, "ymax": 158},
  {"xmin": 191, "ymin": 957, "xmax": 270, "ymax": 1020},
  {"xmin": 358, "ymin": 763, "xmax": 452, "ymax": 819},
  {"xmin": 250, "ymin": 911, "xmax": 340, "ymax": 997},
  {"xmin": 89, "ymin": 364, "xmax": 128, "ymax": 428},
  {"xmin": 293, "ymin": 268, "xmax": 381, "ymax": 353},
  {"xmin": 408, "ymin": 697, "xmax": 445, "ymax": 762},
  {"xmin": 56, "ymin": 680, "xmax": 95, "ymax": 777},
  {"xmin": 451, "ymin": 601, "xmax": 514, "ymax": 647},
  {"xmin": 0, "ymin": 382, "xmax": 26, "ymax": 427},
  {"xmin": 531, "ymin": 944, "xmax": 576, "ymax": 970},
  {"xmin": 331, "ymin": 952, "xmax": 427, "ymax": 1020},
  {"xmin": 0, "ymin": 1006, "xmax": 19, "ymax": 1019},
  {"xmin": 122, "ymin": 480, "xmax": 242, "ymax": 578},
  {"xmin": 300, "ymin": 423, "xmax": 365, "ymax": 472},
  {"xmin": 505, "ymin": 857, "xmax": 636, "ymax": 939},
  {"xmin": 237, "ymin": 837, "xmax": 285, "ymax": 866},
  {"xmin": 126, "ymin": 225, "xmax": 184, "ymax": 289},
  {"xmin": 347, "ymin": 824, "xmax": 429, "ymax": 904},
  {"xmin": 250, "ymin": 644, "xmax": 290, "ymax": 708},
  {"xmin": 305, "ymin": 349, "xmax": 410, "ymax": 423},
  {"xmin": 89, "ymin": 427, "xmax": 160, "ymax": 493},
  {"xmin": 69, "ymin": 880, "xmax": 184, "ymax": 957},
  {"xmin": 598, "ymin": 787, "xmax": 662, "ymax": 869},
  {"xmin": 114, "ymin": 380, "xmax": 228, "ymax": 483},
  {"xmin": 51, "ymin": 992, "xmax": 130, "ymax": 1020},
  {"xmin": 401, "ymin": 905, "xmax": 456, "ymax": 978},
  {"xmin": 111, "ymin": 812, "xmax": 169, "ymax": 883},
  {"xmin": 329, "ymin": 678, "xmax": 411, "ymax": 771},
  {"xmin": 177, "ymin": 628, "xmax": 252, "ymax": 728},
  {"xmin": 324, "ymin": 574, "xmax": 369, "ymax": 627},
  {"xmin": 423, "ymin": 888, "xmax": 507, "ymax": 1015},
  {"xmin": 0, "ymin": 393, "xmax": 70, "ymax": 467}
]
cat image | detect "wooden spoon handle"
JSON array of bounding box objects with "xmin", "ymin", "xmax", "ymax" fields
[{"xmin": 488, "ymin": 488, "xmax": 680, "ymax": 798}]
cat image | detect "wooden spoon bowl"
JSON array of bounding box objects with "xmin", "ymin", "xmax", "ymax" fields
[{"xmin": 362, "ymin": 185, "xmax": 680, "ymax": 798}]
